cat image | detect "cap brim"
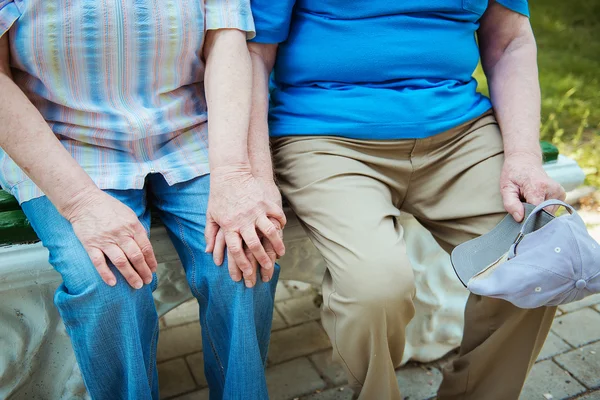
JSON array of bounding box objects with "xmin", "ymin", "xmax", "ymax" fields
[{"xmin": 451, "ymin": 203, "xmax": 555, "ymax": 287}]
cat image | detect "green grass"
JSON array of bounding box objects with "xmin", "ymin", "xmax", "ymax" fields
[{"xmin": 475, "ymin": 0, "xmax": 600, "ymax": 186}]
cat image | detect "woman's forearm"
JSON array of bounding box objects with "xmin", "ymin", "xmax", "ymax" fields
[
  {"xmin": 204, "ymin": 29, "xmax": 253, "ymax": 172},
  {"xmin": 0, "ymin": 36, "xmax": 99, "ymax": 215}
]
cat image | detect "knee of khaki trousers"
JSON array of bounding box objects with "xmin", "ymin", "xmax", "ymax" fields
[{"xmin": 321, "ymin": 246, "xmax": 416, "ymax": 394}]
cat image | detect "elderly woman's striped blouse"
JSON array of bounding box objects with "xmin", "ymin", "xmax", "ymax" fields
[{"xmin": 0, "ymin": 0, "xmax": 254, "ymax": 203}]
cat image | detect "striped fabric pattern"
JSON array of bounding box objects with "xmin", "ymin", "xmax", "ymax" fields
[{"xmin": 0, "ymin": 0, "xmax": 255, "ymax": 203}]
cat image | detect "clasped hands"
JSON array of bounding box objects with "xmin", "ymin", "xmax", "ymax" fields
[{"xmin": 204, "ymin": 165, "xmax": 287, "ymax": 288}]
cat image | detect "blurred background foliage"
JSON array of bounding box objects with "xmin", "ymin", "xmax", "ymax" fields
[{"xmin": 475, "ymin": 0, "xmax": 600, "ymax": 187}]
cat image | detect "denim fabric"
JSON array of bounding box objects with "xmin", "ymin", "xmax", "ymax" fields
[{"xmin": 21, "ymin": 173, "xmax": 277, "ymax": 400}]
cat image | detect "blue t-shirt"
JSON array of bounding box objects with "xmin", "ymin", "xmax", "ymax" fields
[{"xmin": 251, "ymin": 0, "xmax": 529, "ymax": 139}]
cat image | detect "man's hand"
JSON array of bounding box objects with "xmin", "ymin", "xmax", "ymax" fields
[
  {"xmin": 252, "ymin": 180, "xmax": 284, "ymax": 284},
  {"xmin": 500, "ymin": 153, "xmax": 566, "ymax": 221},
  {"xmin": 64, "ymin": 189, "xmax": 158, "ymax": 289},
  {"xmin": 205, "ymin": 165, "xmax": 286, "ymax": 287},
  {"xmin": 261, "ymin": 180, "xmax": 285, "ymax": 280},
  {"xmin": 478, "ymin": 5, "xmax": 564, "ymax": 221}
]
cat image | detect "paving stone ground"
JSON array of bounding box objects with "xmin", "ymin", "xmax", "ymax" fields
[
  {"xmin": 157, "ymin": 280, "xmax": 600, "ymax": 400},
  {"xmin": 156, "ymin": 206, "xmax": 600, "ymax": 400}
]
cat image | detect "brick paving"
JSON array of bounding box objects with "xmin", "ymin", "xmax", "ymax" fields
[
  {"xmin": 156, "ymin": 201, "xmax": 600, "ymax": 400},
  {"xmin": 156, "ymin": 281, "xmax": 600, "ymax": 400}
]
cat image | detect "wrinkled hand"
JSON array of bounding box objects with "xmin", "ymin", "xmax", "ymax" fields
[
  {"xmin": 500, "ymin": 152, "xmax": 566, "ymax": 221},
  {"xmin": 64, "ymin": 189, "xmax": 157, "ymax": 289},
  {"xmin": 205, "ymin": 166, "xmax": 286, "ymax": 287},
  {"xmin": 213, "ymin": 216, "xmax": 282, "ymax": 287},
  {"xmin": 259, "ymin": 180, "xmax": 285, "ymax": 280}
]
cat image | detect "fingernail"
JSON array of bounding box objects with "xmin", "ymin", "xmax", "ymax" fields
[
  {"xmin": 245, "ymin": 280, "xmax": 254, "ymax": 288},
  {"xmin": 108, "ymin": 278, "xmax": 117, "ymax": 286},
  {"xmin": 144, "ymin": 277, "xmax": 153, "ymax": 285},
  {"xmin": 134, "ymin": 281, "xmax": 143, "ymax": 289},
  {"xmin": 233, "ymin": 275, "xmax": 242, "ymax": 282},
  {"xmin": 262, "ymin": 275, "xmax": 270, "ymax": 282}
]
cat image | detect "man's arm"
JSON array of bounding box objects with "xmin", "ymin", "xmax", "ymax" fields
[
  {"xmin": 245, "ymin": 0, "xmax": 295, "ymax": 182},
  {"xmin": 246, "ymin": 43, "xmax": 282, "ymax": 283},
  {"xmin": 203, "ymin": 30, "xmax": 285, "ymax": 287},
  {"xmin": 0, "ymin": 35, "xmax": 157, "ymax": 289},
  {"xmin": 247, "ymin": 43, "xmax": 278, "ymax": 183},
  {"xmin": 478, "ymin": 1, "xmax": 564, "ymax": 220}
]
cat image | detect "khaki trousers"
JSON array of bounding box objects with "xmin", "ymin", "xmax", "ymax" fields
[{"xmin": 271, "ymin": 113, "xmax": 557, "ymax": 400}]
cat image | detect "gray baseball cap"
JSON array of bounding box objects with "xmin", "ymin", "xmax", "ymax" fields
[{"xmin": 451, "ymin": 199, "xmax": 600, "ymax": 309}]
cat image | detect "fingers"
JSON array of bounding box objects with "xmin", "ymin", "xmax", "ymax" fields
[
  {"xmin": 523, "ymin": 187, "xmax": 546, "ymax": 207},
  {"xmin": 213, "ymin": 229, "xmax": 226, "ymax": 266},
  {"xmin": 503, "ymin": 171, "xmax": 566, "ymax": 220},
  {"xmin": 204, "ymin": 215, "xmax": 219, "ymax": 253},
  {"xmin": 240, "ymin": 226, "xmax": 272, "ymax": 271},
  {"xmin": 223, "ymin": 236, "xmax": 261, "ymax": 287},
  {"xmin": 103, "ymin": 245, "xmax": 144, "ymax": 289},
  {"xmin": 133, "ymin": 225, "xmax": 157, "ymax": 273},
  {"xmin": 522, "ymin": 179, "xmax": 564, "ymax": 208},
  {"xmin": 242, "ymin": 248, "xmax": 258, "ymax": 288},
  {"xmin": 227, "ymin": 249, "xmax": 243, "ymax": 282},
  {"xmin": 257, "ymin": 215, "xmax": 285, "ymax": 257},
  {"xmin": 224, "ymin": 231, "xmax": 252, "ymax": 275},
  {"xmin": 544, "ymin": 183, "xmax": 567, "ymax": 215},
  {"xmin": 501, "ymin": 184, "xmax": 525, "ymax": 222},
  {"xmin": 546, "ymin": 182, "xmax": 566, "ymax": 201},
  {"xmin": 87, "ymin": 247, "xmax": 117, "ymax": 286},
  {"xmin": 261, "ymin": 239, "xmax": 277, "ymax": 283},
  {"xmin": 558, "ymin": 185, "xmax": 567, "ymax": 201},
  {"xmin": 264, "ymin": 201, "xmax": 287, "ymax": 229},
  {"xmin": 120, "ymin": 238, "xmax": 153, "ymax": 285},
  {"xmin": 219, "ymin": 232, "xmax": 272, "ymax": 286}
]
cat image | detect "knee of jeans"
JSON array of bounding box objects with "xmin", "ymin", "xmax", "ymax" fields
[
  {"xmin": 54, "ymin": 283, "xmax": 155, "ymax": 333},
  {"xmin": 338, "ymin": 251, "xmax": 415, "ymax": 314},
  {"xmin": 187, "ymin": 258, "xmax": 279, "ymax": 313},
  {"xmin": 56, "ymin": 269, "xmax": 147, "ymax": 304},
  {"xmin": 51, "ymin": 247, "xmax": 154, "ymax": 318}
]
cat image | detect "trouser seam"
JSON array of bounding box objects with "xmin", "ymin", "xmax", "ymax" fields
[
  {"xmin": 141, "ymin": 189, "xmax": 158, "ymax": 392},
  {"xmin": 147, "ymin": 319, "xmax": 159, "ymax": 392},
  {"xmin": 326, "ymin": 288, "xmax": 364, "ymax": 387},
  {"xmin": 172, "ymin": 213, "xmax": 226, "ymax": 383},
  {"xmin": 398, "ymin": 139, "xmax": 418, "ymax": 210}
]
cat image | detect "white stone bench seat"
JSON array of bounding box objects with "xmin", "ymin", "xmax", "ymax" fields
[{"xmin": 0, "ymin": 155, "xmax": 586, "ymax": 399}]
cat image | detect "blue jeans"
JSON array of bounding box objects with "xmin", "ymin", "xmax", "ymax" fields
[{"xmin": 21, "ymin": 174, "xmax": 278, "ymax": 400}]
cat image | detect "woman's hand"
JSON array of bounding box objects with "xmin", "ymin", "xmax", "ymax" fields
[{"xmin": 63, "ymin": 189, "xmax": 158, "ymax": 289}]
